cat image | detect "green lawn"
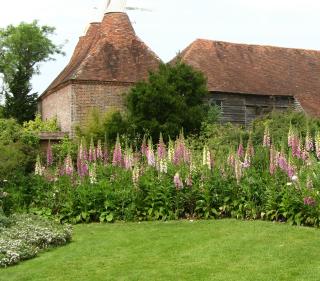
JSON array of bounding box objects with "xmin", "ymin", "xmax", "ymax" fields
[{"xmin": 1, "ymin": 220, "xmax": 320, "ymax": 281}]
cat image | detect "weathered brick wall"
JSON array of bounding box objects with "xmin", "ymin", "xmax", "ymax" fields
[
  {"xmin": 41, "ymin": 82, "xmax": 132, "ymax": 135},
  {"xmin": 41, "ymin": 85, "xmax": 72, "ymax": 133},
  {"xmin": 72, "ymin": 83, "xmax": 131, "ymax": 128}
]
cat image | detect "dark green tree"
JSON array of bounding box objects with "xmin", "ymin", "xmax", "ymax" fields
[
  {"xmin": 0, "ymin": 21, "xmax": 64, "ymax": 123},
  {"xmin": 126, "ymin": 61, "xmax": 209, "ymax": 140}
]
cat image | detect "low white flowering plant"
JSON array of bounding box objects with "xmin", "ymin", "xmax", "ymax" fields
[{"xmin": 0, "ymin": 214, "xmax": 72, "ymax": 267}]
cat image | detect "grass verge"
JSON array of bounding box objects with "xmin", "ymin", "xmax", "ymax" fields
[{"xmin": 1, "ymin": 219, "xmax": 319, "ymax": 281}]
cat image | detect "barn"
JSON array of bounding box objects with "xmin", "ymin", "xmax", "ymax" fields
[
  {"xmin": 38, "ymin": 0, "xmax": 320, "ymax": 135},
  {"xmin": 176, "ymin": 39, "xmax": 320, "ymax": 126}
]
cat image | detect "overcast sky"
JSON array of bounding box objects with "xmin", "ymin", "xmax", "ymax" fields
[{"xmin": 0, "ymin": 0, "xmax": 319, "ymax": 95}]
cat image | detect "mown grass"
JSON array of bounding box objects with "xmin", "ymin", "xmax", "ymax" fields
[{"xmin": 1, "ymin": 219, "xmax": 320, "ymax": 281}]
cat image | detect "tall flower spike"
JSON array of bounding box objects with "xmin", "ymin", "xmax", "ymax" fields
[
  {"xmin": 202, "ymin": 145, "xmax": 212, "ymax": 170},
  {"xmin": 159, "ymin": 158, "xmax": 168, "ymax": 174},
  {"xmin": 77, "ymin": 155, "xmax": 88, "ymax": 177},
  {"xmin": 35, "ymin": 155, "xmax": 44, "ymax": 176},
  {"xmin": 288, "ymin": 123, "xmax": 294, "ymax": 148},
  {"xmin": 168, "ymin": 138, "xmax": 174, "ymax": 163},
  {"xmin": 202, "ymin": 145, "xmax": 208, "ymax": 166},
  {"xmin": 89, "ymin": 163, "xmax": 97, "ymax": 184},
  {"xmin": 96, "ymin": 140, "xmax": 103, "ymax": 160},
  {"xmin": 141, "ymin": 135, "xmax": 147, "ymax": 158},
  {"xmin": 46, "ymin": 140, "xmax": 53, "ymax": 167},
  {"xmin": 146, "ymin": 139, "xmax": 155, "ymax": 167},
  {"xmin": 112, "ymin": 135, "xmax": 122, "ymax": 167},
  {"xmin": 174, "ymin": 172, "xmax": 184, "ymax": 190},
  {"xmin": 263, "ymin": 125, "xmax": 271, "ymax": 148},
  {"xmin": 247, "ymin": 135, "xmax": 255, "ymax": 157},
  {"xmin": 269, "ymin": 145, "xmax": 277, "ymax": 175},
  {"xmin": 278, "ymin": 151, "xmax": 288, "ymax": 172},
  {"xmin": 103, "ymin": 142, "xmax": 109, "ymax": 165},
  {"xmin": 286, "ymin": 157, "xmax": 295, "ymax": 179},
  {"xmin": 157, "ymin": 133, "xmax": 167, "ymax": 160},
  {"xmin": 88, "ymin": 137, "xmax": 96, "ymax": 162},
  {"xmin": 227, "ymin": 153, "xmax": 235, "ymax": 167},
  {"xmin": 237, "ymin": 142, "xmax": 244, "ymax": 158},
  {"xmin": 124, "ymin": 146, "xmax": 134, "ymax": 170},
  {"xmin": 305, "ymin": 130, "xmax": 314, "ymax": 152},
  {"xmin": 244, "ymin": 137, "xmax": 254, "ymax": 168},
  {"xmin": 132, "ymin": 165, "xmax": 140, "ymax": 188},
  {"xmin": 234, "ymin": 156, "xmax": 242, "ymax": 184},
  {"xmin": 315, "ymin": 131, "xmax": 320, "ymax": 160},
  {"xmin": 79, "ymin": 137, "xmax": 88, "ymax": 161},
  {"xmin": 291, "ymin": 133, "xmax": 302, "ymax": 159},
  {"xmin": 65, "ymin": 153, "xmax": 74, "ymax": 176}
]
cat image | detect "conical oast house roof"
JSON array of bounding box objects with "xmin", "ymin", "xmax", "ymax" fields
[{"xmin": 41, "ymin": 12, "xmax": 160, "ymax": 97}]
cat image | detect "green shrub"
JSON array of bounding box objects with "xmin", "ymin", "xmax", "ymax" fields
[
  {"xmin": 23, "ymin": 114, "xmax": 60, "ymax": 133},
  {"xmin": 252, "ymin": 110, "xmax": 320, "ymax": 146},
  {"xmin": 126, "ymin": 62, "xmax": 209, "ymax": 140}
]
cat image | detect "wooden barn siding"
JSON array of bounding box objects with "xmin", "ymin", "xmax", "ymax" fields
[{"xmin": 206, "ymin": 92, "xmax": 295, "ymax": 126}]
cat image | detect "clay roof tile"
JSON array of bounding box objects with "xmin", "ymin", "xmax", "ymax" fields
[
  {"xmin": 176, "ymin": 39, "xmax": 320, "ymax": 116},
  {"xmin": 41, "ymin": 13, "xmax": 160, "ymax": 98}
]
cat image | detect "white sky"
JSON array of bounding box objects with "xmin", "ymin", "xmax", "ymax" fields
[{"xmin": 0, "ymin": 0, "xmax": 319, "ymax": 95}]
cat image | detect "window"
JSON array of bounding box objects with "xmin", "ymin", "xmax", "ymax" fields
[{"xmin": 209, "ymin": 99, "xmax": 223, "ymax": 108}]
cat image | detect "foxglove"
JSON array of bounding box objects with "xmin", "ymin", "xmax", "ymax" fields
[
  {"xmin": 88, "ymin": 138, "xmax": 96, "ymax": 162},
  {"xmin": 146, "ymin": 139, "xmax": 155, "ymax": 167},
  {"xmin": 89, "ymin": 163, "xmax": 97, "ymax": 184},
  {"xmin": 35, "ymin": 155, "xmax": 44, "ymax": 176},
  {"xmin": 96, "ymin": 140, "xmax": 103, "ymax": 160},
  {"xmin": 174, "ymin": 172, "xmax": 184, "ymax": 190},
  {"xmin": 112, "ymin": 135, "xmax": 122, "ymax": 167},
  {"xmin": 46, "ymin": 140, "xmax": 53, "ymax": 167},
  {"xmin": 64, "ymin": 153, "xmax": 74, "ymax": 176},
  {"xmin": 263, "ymin": 125, "xmax": 271, "ymax": 148},
  {"xmin": 305, "ymin": 131, "xmax": 314, "ymax": 152}
]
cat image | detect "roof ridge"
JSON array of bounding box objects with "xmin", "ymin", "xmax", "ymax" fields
[{"xmin": 193, "ymin": 38, "xmax": 320, "ymax": 54}]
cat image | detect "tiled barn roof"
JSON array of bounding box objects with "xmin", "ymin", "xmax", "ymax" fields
[
  {"xmin": 176, "ymin": 39, "xmax": 320, "ymax": 116},
  {"xmin": 41, "ymin": 12, "xmax": 160, "ymax": 98}
]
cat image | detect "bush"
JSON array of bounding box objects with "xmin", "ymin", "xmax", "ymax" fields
[
  {"xmin": 0, "ymin": 118, "xmax": 40, "ymax": 179},
  {"xmin": 126, "ymin": 61, "xmax": 209, "ymax": 140},
  {"xmin": 252, "ymin": 110, "xmax": 320, "ymax": 146},
  {"xmin": 0, "ymin": 214, "xmax": 72, "ymax": 267},
  {"xmin": 23, "ymin": 114, "xmax": 60, "ymax": 133}
]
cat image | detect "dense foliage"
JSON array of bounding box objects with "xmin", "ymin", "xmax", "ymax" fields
[
  {"xmin": 0, "ymin": 117, "xmax": 60, "ymax": 181},
  {"xmin": 0, "ymin": 21, "xmax": 64, "ymax": 123},
  {"xmin": 3, "ymin": 112, "xmax": 320, "ymax": 228},
  {"xmin": 76, "ymin": 109, "xmax": 130, "ymax": 144},
  {"xmin": 0, "ymin": 214, "xmax": 72, "ymax": 267},
  {"xmin": 126, "ymin": 62, "xmax": 209, "ymax": 140}
]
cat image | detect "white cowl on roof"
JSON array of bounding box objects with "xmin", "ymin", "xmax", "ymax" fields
[{"xmin": 105, "ymin": 0, "xmax": 127, "ymax": 13}]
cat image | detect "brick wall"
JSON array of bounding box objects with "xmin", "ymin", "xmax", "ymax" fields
[
  {"xmin": 41, "ymin": 82, "xmax": 132, "ymax": 135},
  {"xmin": 72, "ymin": 83, "xmax": 131, "ymax": 128},
  {"xmin": 41, "ymin": 85, "xmax": 72, "ymax": 133}
]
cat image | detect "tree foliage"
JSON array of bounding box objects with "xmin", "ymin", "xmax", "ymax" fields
[
  {"xmin": 0, "ymin": 118, "xmax": 39, "ymax": 178},
  {"xmin": 126, "ymin": 61, "xmax": 209, "ymax": 140},
  {"xmin": 0, "ymin": 21, "xmax": 64, "ymax": 123}
]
